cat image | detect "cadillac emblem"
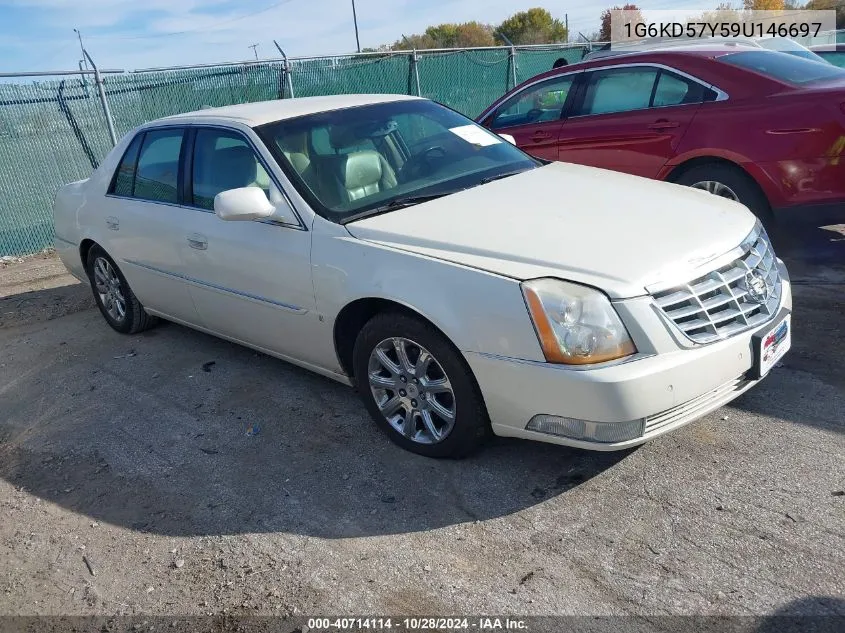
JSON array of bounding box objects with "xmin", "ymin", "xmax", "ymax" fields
[{"xmin": 744, "ymin": 270, "xmax": 770, "ymax": 304}]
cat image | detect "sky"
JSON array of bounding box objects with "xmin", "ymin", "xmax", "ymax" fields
[{"xmin": 0, "ymin": 0, "xmax": 714, "ymax": 73}]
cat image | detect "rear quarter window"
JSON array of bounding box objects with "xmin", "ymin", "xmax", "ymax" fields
[
  {"xmin": 719, "ymin": 50, "xmax": 845, "ymax": 85},
  {"xmin": 109, "ymin": 134, "xmax": 144, "ymax": 197}
]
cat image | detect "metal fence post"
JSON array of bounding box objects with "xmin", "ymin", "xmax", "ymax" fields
[
  {"xmin": 83, "ymin": 49, "xmax": 117, "ymax": 146},
  {"xmin": 410, "ymin": 49, "xmax": 421, "ymax": 96},
  {"xmin": 509, "ymin": 46, "xmax": 517, "ymax": 90},
  {"xmin": 274, "ymin": 41, "xmax": 295, "ymax": 98}
]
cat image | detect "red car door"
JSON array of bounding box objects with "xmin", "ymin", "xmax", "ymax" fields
[
  {"xmin": 483, "ymin": 73, "xmax": 578, "ymax": 161},
  {"xmin": 557, "ymin": 67, "xmax": 705, "ymax": 178}
]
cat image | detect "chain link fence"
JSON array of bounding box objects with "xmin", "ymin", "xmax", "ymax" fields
[{"xmin": 0, "ymin": 43, "xmax": 591, "ymax": 256}]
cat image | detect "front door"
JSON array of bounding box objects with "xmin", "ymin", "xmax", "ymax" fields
[
  {"xmin": 484, "ymin": 73, "xmax": 578, "ymax": 161},
  {"xmin": 178, "ymin": 127, "xmax": 319, "ymax": 364}
]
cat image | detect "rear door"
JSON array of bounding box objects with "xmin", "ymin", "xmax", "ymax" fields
[
  {"xmin": 483, "ymin": 73, "xmax": 579, "ymax": 161},
  {"xmin": 103, "ymin": 126, "xmax": 200, "ymax": 323},
  {"xmin": 557, "ymin": 66, "xmax": 709, "ymax": 178}
]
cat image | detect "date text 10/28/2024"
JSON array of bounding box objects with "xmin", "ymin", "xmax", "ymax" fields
[{"xmin": 307, "ymin": 618, "xmax": 528, "ymax": 631}]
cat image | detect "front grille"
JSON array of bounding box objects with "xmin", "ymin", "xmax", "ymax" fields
[{"xmin": 652, "ymin": 223, "xmax": 781, "ymax": 344}]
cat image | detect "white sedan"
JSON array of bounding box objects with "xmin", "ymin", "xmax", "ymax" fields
[{"xmin": 53, "ymin": 94, "xmax": 792, "ymax": 457}]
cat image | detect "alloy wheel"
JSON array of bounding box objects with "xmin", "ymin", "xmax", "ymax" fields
[
  {"xmin": 691, "ymin": 180, "xmax": 740, "ymax": 201},
  {"xmin": 367, "ymin": 336, "xmax": 456, "ymax": 445},
  {"xmin": 93, "ymin": 256, "xmax": 126, "ymax": 323}
]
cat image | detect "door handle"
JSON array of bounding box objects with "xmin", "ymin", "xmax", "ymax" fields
[
  {"xmin": 648, "ymin": 120, "xmax": 680, "ymax": 130},
  {"xmin": 105, "ymin": 216, "xmax": 119, "ymax": 231},
  {"xmin": 187, "ymin": 234, "xmax": 208, "ymax": 250},
  {"xmin": 531, "ymin": 130, "xmax": 552, "ymax": 141}
]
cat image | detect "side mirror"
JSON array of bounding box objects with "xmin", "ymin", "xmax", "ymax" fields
[
  {"xmin": 215, "ymin": 187, "xmax": 274, "ymax": 221},
  {"xmin": 499, "ymin": 133, "xmax": 517, "ymax": 145},
  {"xmin": 214, "ymin": 186, "xmax": 297, "ymax": 225}
]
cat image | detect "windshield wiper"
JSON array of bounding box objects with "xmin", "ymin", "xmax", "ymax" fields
[
  {"xmin": 477, "ymin": 168, "xmax": 530, "ymax": 185},
  {"xmin": 340, "ymin": 193, "xmax": 452, "ymax": 224}
]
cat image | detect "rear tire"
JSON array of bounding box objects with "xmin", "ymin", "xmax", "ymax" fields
[
  {"xmin": 674, "ymin": 163, "xmax": 772, "ymax": 223},
  {"xmin": 352, "ymin": 311, "xmax": 489, "ymax": 458},
  {"xmin": 86, "ymin": 245, "xmax": 157, "ymax": 334}
]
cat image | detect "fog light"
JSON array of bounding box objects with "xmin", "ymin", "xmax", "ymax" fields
[{"xmin": 526, "ymin": 415, "xmax": 645, "ymax": 443}]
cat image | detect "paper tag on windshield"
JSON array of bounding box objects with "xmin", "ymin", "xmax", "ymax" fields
[{"xmin": 448, "ymin": 125, "xmax": 502, "ymax": 147}]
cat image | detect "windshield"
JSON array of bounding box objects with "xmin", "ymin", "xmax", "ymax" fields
[
  {"xmin": 720, "ymin": 50, "xmax": 845, "ymax": 84},
  {"xmin": 255, "ymin": 99, "xmax": 538, "ymax": 223}
]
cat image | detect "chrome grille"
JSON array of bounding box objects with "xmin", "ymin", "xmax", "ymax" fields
[{"xmin": 652, "ymin": 224, "xmax": 781, "ymax": 344}]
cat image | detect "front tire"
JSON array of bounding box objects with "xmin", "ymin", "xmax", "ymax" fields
[
  {"xmin": 86, "ymin": 245, "xmax": 157, "ymax": 334},
  {"xmin": 674, "ymin": 163, "xmax": 772, "ymax": 222},
  {"xmin": 352, "ymin": 312, "xmax": 489, "ymax": 458}
]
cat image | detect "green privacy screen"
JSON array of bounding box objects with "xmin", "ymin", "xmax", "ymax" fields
[{"xmin": 0, "ymin": 44, "xmax": 588, "ymax": 255}]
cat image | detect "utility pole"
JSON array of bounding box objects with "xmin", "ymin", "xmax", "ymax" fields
[
  {"xmin": 351, "ymin": 0, "xmax": 361, "ymax": 53},
  {"xmin": 74, "ymin": 29, "xmax": 88, "ymax": 71},
  {"xmin": 565, "ymin": 14, "xmax": 569, "ymax": 43},
  {"xmin": 249, "ymin": 43, "xmax": 260, "ymax": 60}
]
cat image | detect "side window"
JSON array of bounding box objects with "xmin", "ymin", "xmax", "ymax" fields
[
  {"xmin": 578, "ymin": 68, "xmax": 658, "ymax": 116},
  {"xmin": 109, "ymin": 133, "xmax": 143, "ymax": 197},
  {"xmin": 490, "ymin": 75, "xmax": 576, "ymax": 129},
  {"xmin": 134, "ymin": 129, "xmax": 184, "ymax": 203},
  {"xmin": 653, "ymin": 71, "xmax": 710, "ymax": 107},
  {"xmin": 192, "ymin": 128, "xmax": 270, "ymax": 211}
]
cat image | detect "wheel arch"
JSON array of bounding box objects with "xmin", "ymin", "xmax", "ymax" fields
[
  {"xmin": 663, "ymin": 154, "xmax": 777, "ymax": 207},
  {"xmin": 665, "ymin": 155, "xmax": 747, "ymax": 183},
  {"xmin": 79, "ymin": 238, "xmax": 97, "ymax": 272},
  {"xmin": 332, "ymin": 297, "xmax": 466, "ymax": 382}
]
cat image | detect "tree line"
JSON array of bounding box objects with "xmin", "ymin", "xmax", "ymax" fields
[{"xmin": 363, "ymin": 8, "xmax": 568, "ymax": 52}]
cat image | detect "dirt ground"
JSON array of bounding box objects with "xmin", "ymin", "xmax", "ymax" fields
[{"xmin": 0, "ymin": 224, "xmax": 843, "ymax": 624}]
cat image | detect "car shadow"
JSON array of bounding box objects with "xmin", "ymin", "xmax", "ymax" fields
[
  {"xmin": 0, "ymin": 284, "xmax": 93, "ymax": 329},
  {"xmin": 0, "ymin": 315, "xmax": 631, "ymax": 539},
  {"xmin": 752, "ymin": 596, "xmax": 845, "ymax": 633}
]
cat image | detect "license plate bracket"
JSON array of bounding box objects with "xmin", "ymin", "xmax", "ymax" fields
[{"xmin": 750, "ymin": 309, "xmax": 791, "ymax": 380}]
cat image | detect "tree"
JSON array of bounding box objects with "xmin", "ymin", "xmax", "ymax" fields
[
  {"xmin": 497, "ymin": 8, "xmax": 568, "ymax": 45},
  {"xmin": 805, "ymin": 0, "xmax": 845, "ymax": 29},
  {"xmin": 599, "ymin": 4, "xmax": 644, "ymax": 42},
  {"xmin": 743, "ymin": 0, "xmax": 785, "ymax": 8},
  {"xmin": 391, "ymin": 21, "xmax": 496, "ymax": 50},
  {"xmin": 693, "ymin": 2, "xmax": 742, "ymax": 28}
]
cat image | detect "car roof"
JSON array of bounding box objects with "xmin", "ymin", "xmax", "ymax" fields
[
  {"xmin": 544, "ymin": 46, "xmax": 748, "ymax": 75},
  {"xmin": 160, "ymin": 94, "xmax": 422, "ymax": 127},
  {"xmin": 582, "ymin": 39, "xmax": 760, "ymax": 60}
]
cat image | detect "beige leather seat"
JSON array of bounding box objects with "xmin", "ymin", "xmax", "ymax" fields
[
  {"xmin": 284, "ymin": 151, "xmax": 311, "ymax": 175},
  {"xmin": 338, "ymin": 150, "xmax": 398, "ymax": 202}
]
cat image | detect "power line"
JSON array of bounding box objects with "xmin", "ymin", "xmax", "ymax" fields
[{"xmin": 86, "ymin": 0, "xmax": 298, "ymax": 41}]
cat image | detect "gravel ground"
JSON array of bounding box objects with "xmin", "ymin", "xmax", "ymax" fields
[{"xmin": 0, "ymin": 224, "xmax": 843, "ymax": 622}]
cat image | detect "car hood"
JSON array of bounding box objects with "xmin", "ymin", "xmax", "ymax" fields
[{"xmin": 345, "ymin": 162, "xmax": 757, "ymax": 299}]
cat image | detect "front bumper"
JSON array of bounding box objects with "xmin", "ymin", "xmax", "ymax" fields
[{"xmin": 466, "ymin": 266, "xmax": 792, "ymax": 451}]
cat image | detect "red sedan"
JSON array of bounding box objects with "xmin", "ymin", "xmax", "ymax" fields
[{"xmin": 477, "ymin": 47, "xmax": 845, "ymax": 222}]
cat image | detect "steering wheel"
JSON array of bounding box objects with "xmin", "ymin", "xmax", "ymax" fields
[{"xmin": 400, "ymin": 145, "xmax": 448, "ymax": 182}]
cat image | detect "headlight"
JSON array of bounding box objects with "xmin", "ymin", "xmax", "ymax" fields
[{"xmin": 521, "ymin": 278, "xmax": 636, "ymax": 365}]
